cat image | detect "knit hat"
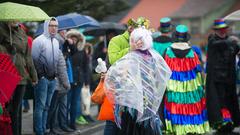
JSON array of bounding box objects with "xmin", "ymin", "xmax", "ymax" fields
[
  {"xmin": 212, "ymin": 18, "xmax": 228, "ymax": 30},
  {"xmin": 159, "ymin": 17, "xmax": 172, "ymax": 33},
  {"xmin": 172, "ymin": 24, "xmax": 190, "ymax": 42}
]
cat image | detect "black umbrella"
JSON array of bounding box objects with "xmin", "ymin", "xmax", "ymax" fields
[
  {"xmin": 84, "ymin": 22, "xmax": 127, "ymax": 48},
  {"xmin": 83, "ymin": 22, "xmax": 127, "ymax": 36}
]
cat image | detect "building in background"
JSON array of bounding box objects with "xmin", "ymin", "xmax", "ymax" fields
[{"xmin": 170, "ymin": 0, "xmax": 236, "ymax": 45}]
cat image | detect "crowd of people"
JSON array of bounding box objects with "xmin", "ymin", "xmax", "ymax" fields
[
  {"xmin": 101, "ymin": 17, "xmax": 240, "ymax": 135},
  {"xmin": 0, "ymin": 15, "xmax": 239, "ymax": 135}
]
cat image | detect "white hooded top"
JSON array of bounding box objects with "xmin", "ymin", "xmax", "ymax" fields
[{"xmin": 32, "ymin": 17, "xmax": 60, "ymax": 78}]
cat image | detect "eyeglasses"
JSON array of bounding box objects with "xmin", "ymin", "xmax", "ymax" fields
[{"xmin": 49, "ymin": 25, "xmax": 58, "ymax": 28}]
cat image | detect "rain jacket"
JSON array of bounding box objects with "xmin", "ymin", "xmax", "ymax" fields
[
  {"xmin": 99, "ymin": 31, "xmax": 130, "ymax": 122},
  {"xmin": 0, "ymin": 23, "xmax": 37, "ymax": 84},
  {"xmin": 32, "ymin": 17, "xmax": 60, "ymax": 80},
  {"xmin": 108, "ymin": 31, "xmax": 130, "ymax": 65}
]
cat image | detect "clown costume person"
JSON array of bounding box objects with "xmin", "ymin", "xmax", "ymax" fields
[{"xmin": 163, "ymin": 25, "xmax": 210, "ymax": 135}]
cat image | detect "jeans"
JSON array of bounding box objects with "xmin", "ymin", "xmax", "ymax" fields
[
  {"xmin": 48, "ymin": 91, "xmax": 69, "ymax": 130},
  {"xmin": 34, "ymin": 77, "xmax": 56, "ymax": 135},
  {"xmin": 104, "ymin": 120, "xmax": 119, "ymax": 135},
  {"xmin": 8, "ymin": 85, "xmax": 26, "ymax": 135},
  {"xmin": 58, "ymin": 93, "xmax": 68, "ymax": 128},
  {"xmin": 47, "ymin": 91, "xmax": 59, "ymax": 130},
  {"xmin": 23, "ymin": 99, "xmax": 30, "ymax": 109},
  {"xmin": 67, "ymin": 85, "xmax": 82, "ymax": 126}
]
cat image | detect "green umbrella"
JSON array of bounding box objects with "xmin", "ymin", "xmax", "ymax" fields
[{"xmin": 0, "ymin": 2, "xmax": 50, "ymax": 22}]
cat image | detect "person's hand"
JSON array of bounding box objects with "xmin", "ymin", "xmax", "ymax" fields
[
  {"xmin": 103, "ymin": 47, "xmax": 107, "ymax": 53},
  {"xmin": 229, "ymin": 36, "xmax": 240, "ymax": 44},
  {"xmin": 63, "ymin": 82, "xmax": 71, "ymax": 90},
  {"xmin": 67, "ymin": 38, "xmax": 74, "ymax": 45},
  {"xmin": 32, "ymin": 81, "xmax": 37, "ymax": 86},
  {"xmin": 130, "ymin": 38, "xmax": 143, "ymax": 51},
  {"xmin": 100, "ymin": 73, "xmax": 106, "ymax": 79},
  {"xmin": 84, "ymin": 85, "xmax": 90, "ymax": 88}
]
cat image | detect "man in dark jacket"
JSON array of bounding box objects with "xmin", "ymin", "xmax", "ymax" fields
[
  {"xmin": 0, "ymin": 21, "xmax": 37, "ymax": 135},
  {"xmin": 63, "ymin": 29, "xmax": 90, "ymax": 130},
  {"xmin": 206, "ymin": 19, "xmax": 240, "ymax": 133}
]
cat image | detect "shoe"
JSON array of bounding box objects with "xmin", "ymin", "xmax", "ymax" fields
[
  {"xmin": 60, "ymin": 125, "xmax": 75, "ymax": 132},
  {"xmin": 217, "ymin": 122, "xmax": 234, "ymax": 133},
  {"xmin": 76, "ymin": 116, "xmax": 88, "ymax": 125},
  {"xmin": 83, "ymin": 115, "xmax": 96, "ymax": 123},
  {"xmin": 69, "ymin": 124, "xmax": 77, "ymax": 131},
  {"xmin": 23, "ymin": 108, "xmax": 29, "ymax": 113},
  {"xmin": 51, "ymin": 127, "xmax": 66, "ymax": 135},
  {"xmin": 46, "ymin": 132, "xmax": 57, "ymax": 135}
]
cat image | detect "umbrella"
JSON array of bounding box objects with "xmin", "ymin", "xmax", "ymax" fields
[
  {"xmin": 0, "ymin": 2, "xmax": 49, "ymax": 22},
  {"xmin": 79, "ymin": 28, "xmax": 94, "ymax": 41},
  {"xmin": 83, "ymin": 22, "xmax": 127, "ymax": 48},
  {"xmin": 224, "ymin": 10, "xmax": 240, "ymax": 21},
  {"xmin": 83, "ymin": 22, "xmax": 127, "ymax": 36},
  {"xmin": 0, "ymin": 54, "xmax": 21, "ymax": 105},
  {"xmin": 35, "ymin": 13, "xmax": 100, "ymax": 36}
]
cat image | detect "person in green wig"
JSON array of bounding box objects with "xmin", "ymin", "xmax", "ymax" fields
[
  {"xmin": 104, "ymin": 17, "xmax": 150, "ymax": 135},
  {"xmin": 163, "ymin": 24, "xmax": 210, "ymax": 135}
]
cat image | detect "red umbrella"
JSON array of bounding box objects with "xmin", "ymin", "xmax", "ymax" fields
[{"xmin": 0, "ymin": 53, "xmax": 21, "ymax": 105}]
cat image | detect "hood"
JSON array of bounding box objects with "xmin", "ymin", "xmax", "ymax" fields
[
  {"xmin": 43, "ymin": 17, "xmax": 58, "ymax": 38},
  {"xmin": 171, "ymin": 42, "xmax": 190, "ymax": 50},
  {"xmin": 66, "ymin": 29, "xmax": 86, "ymax": 51},
  {"xmin": 130, "ymin": 27, "xmax": 152, "ymax": 50}
]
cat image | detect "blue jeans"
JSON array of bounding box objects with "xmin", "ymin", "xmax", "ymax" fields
[
  {"xmin": 23, "ymin": 99, "xmax": 30, "ymax": 109},
  {"xmin": 34, "ymin": 77, "xmax": 56, "ymax": 135},
  {"xmin": 58, "ymin": 93, "xmax": 68, "ymax": 128},
  {"xmin": 48, "ymin": 91, "xmax": 69, "ymax": 130},
  {"xmin": 67, "ymin": 85, "xmax": 83, "ymax": 126},
  {"xmin": 47, "ymin": 90, "xmax": 59, "ymax": 130},
  {"xmin": 104, "ymin": 120, "xmax": 119, "ymax": 135}
]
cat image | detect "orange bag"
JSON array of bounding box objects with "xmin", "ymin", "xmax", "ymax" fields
[
  {"xmin": 91, "ymin": 78, "xmax": 105, "ymax": 104},
  {"xmin": 97, "ymin": 97, "xmax": 114, "ymax": 121}
]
